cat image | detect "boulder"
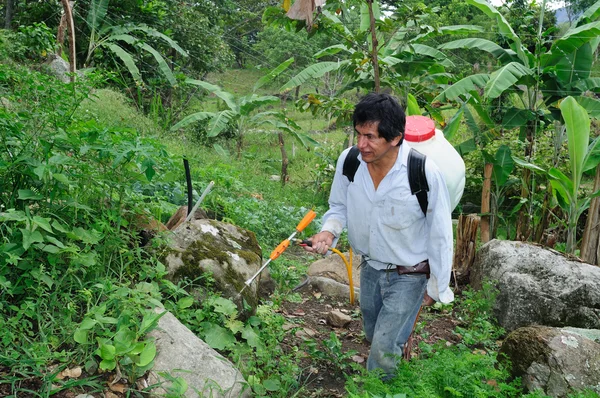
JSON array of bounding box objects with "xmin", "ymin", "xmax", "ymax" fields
[
  {"xmin": 499, "ymin": 325, "xmax": 600, "ymax": 397},
  {"xmin": 162, "ymin": 219, "xmax": 274, "ymax": 311},
  {"xmin": 471, "ymin": 240, "xmax": 600, "ymax": 332},
  {"xmin": 148, "ymin": 311, "xmax": 251, "ymax": 397},
  {"xmin": 308, "ymin": 251, "xmax": 361, "ymax": 301},
  {"xmin": 44, "ymin": 54, "xmax": 78, "ymax": 83}
]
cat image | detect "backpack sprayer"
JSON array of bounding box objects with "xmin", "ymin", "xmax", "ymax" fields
[{"xmin": 238, "ymin": 209, "xmax": 317, "ymax": 296}]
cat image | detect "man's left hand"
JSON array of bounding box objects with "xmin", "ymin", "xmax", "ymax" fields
[{"xmin": 422, "ymin": 293, "xmax": 435, "ymax": 307}]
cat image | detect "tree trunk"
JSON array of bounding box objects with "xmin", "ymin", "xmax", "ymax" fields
[
  {"xmin": 57, "ymin": 7, "xmax": 68, "ymax": 57},
  {"xmin": 279, "ymin": 132, "xmax": 288, "ymax": 187},
  {"xmin": 481, "ymin": 163, "xmax": 492, "ymax": 243},
  {"xmin": 581, "ymin": 164, "xmax": 600, "ymax": 264},
  {"xmin": 5, "ymin": 0, "xmax": 14, "ymax": 29},
  {"xmin": 366, "ymin": 0, "xmax": 380, "ymax": 93},
  {"xmin": 453, "ymin": 214, "xmax": 481, "ymax": 285},
  {"xmin": 60, "ymin": 0, "xmax": 76, "ymax": 83},
  {"xmin": 516, "ymin": 123, "xmax": 536, "ymax": 240}
]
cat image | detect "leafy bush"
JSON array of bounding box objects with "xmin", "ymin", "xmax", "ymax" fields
[{"xmin": 0, "ymin": 63, "xmax": 180, "ymax": 389}]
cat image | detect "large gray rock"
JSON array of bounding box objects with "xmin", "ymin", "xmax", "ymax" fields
[
  {"xmin": 148, "ymin": 311, "xmax": 251, "ymax": 397},
  {"xmin": 471, "ymin": 240, "xmax": 600, "ymax": 332},
  {"xmin": 307, "ymin": 251, "xmax": 361, "ymax": 301},
  {"xmin": 499, "ymin": 325, "xmax": 600, "ymax": 397},
  {"xmin": 163, "ymin": 219, "xmax": 274, "ymax": 311}
]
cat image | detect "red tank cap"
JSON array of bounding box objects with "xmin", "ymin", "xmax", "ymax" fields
[{"xmin": 405, "ymin": 115, "xmax": 435, "ymax": 142}]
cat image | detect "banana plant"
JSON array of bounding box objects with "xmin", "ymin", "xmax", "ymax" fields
[
  {"xmin": 550, "ymin": 97, "xmax": 600, "ymax": 254},
  {"xmin": 171, "ymin": 80, "xmax": 285, "ymax": 159},
  {"xmin": 84, "ymin": 0, "xmax": 188, "ymax": 85},
  {"xmin": 434, "ymin": 0, "xmax": 600, "ymax": 240},
  {"xmin": 279, "ymin": 0, "xmax": 482, "ymax": 110}
]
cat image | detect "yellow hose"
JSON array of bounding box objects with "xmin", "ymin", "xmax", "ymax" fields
[{"xmin": 330, "ymin": 247, "xmax": 355, "ymax": 305}]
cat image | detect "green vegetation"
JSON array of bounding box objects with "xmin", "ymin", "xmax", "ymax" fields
[{"xmin": 2, "ymin": 0, "xmax": 600, "ymax": 396}]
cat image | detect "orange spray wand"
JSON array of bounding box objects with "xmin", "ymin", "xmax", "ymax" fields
[{"xmin": 240, "ymin": 210, "xmax": 316, "ymax": 293}]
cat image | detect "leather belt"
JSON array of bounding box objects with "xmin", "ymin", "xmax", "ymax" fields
[{"xmin": 385, "ymin": 260, "xmax": 430, "ymax": 279}]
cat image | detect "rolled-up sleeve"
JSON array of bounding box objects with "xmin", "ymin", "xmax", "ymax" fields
[{"xmin": 424, "ymin": 163, "xmax": 454, "ymax": 304}]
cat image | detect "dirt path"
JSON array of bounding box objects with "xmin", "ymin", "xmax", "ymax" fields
[{"xmin": 279, "ymin": 283, "xmax": 461, "ymax": 397}]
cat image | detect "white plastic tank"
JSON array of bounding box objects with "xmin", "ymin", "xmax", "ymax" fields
[{"xmin": 404, "ymin": 115, "xmax": 465, "ymax": 211}]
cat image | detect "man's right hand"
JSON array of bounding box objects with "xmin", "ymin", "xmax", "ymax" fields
[{"xmin": 303, "ymin": 231, "xmax": 335, "ymax": 255}]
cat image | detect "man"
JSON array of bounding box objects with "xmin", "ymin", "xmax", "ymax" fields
[{"xmin": 304, "ymin": 92, "xmax": 454, "ymax": 379}]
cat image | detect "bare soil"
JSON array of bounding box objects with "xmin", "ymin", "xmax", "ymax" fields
[{"xmin": 278, "ymin": 282, "xmax": 461, "ymax": 397}]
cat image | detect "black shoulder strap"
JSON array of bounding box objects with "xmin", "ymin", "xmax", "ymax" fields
[
  {"xmin": 408, "ymin": 148, "xmax": 429, "ymax": 215},
  {"xmin": 342, "ymin": 145, "xmax": 429, "ymax": 215},
  {"xmin": 342, "ymin": 146, "xmax": 361, "ymax": 182}
]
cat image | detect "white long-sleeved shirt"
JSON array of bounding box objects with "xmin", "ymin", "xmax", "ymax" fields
[{"xmin": 321, "ymin": 142, "xmax": 454, "ymax": 304}]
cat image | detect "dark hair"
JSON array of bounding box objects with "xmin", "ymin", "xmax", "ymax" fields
[{"xmin": 353, "ymin": 93, "xmax": 406, "ymax": 146}]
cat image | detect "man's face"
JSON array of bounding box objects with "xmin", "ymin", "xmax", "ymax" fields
[{"xmin": 355, "ymin": 122, "xmax": 401, "ymax": 164}]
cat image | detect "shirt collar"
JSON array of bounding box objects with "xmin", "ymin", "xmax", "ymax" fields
[{"xmin": 395, "ymin": 141, "xmax": 413, "ymax": 171}]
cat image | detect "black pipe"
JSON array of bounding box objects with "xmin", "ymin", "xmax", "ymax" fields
[{"xmin": 184, "ymin": 159, "xmax": 193, "ymax": 216}]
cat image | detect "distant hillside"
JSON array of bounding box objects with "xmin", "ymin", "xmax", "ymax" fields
[{"xmin": 554, "ymin": 6, "xmax": 580, "ymax": 24}]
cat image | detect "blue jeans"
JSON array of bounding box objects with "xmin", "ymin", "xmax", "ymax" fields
[{"xmin": 360, "ymin": 263, "xmax": 428, "ymax": 379}]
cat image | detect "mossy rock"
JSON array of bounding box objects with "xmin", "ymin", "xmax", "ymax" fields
[{"xmin": 162, "ymin": 219, "xmax": 274, "ymax": 312}]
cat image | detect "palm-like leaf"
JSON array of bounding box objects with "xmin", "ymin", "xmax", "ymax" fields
[
  {"xmin": 280, "ymin": 61, "xmax": 350, "ymax": 92},
  {"xmin": 106, "ymin": 43, "xmax": 141, "ymax": 82},
  {"xmin": 484, "ymin": 62, "xmax": 531, "ymax": 99},
  {"xmin": 185, "ymin": 79, "xmax": 238, "ymax": 112},
  {"xmin": 576, "ymin": 0, "xmax": 600, "ymax": 26},
  {"xmin": 254, "ymin": 58, "xmax": 294, "ymax": 92},
  {"xmin": 139, "ymin": 43, "xmax": 176, "ymax": 86},
  {"xmin": 409, "ymin": 44, "xmax": 449, "ymax": 61},
  {"xmin": 170, "ymin": 111, "xmax": 214, "ymax": 131},
  {"xmin": 438, "ymin": 38, "xmax": 516, "ymax": 64},
  {"xmin": 315, "ymin": 44, "xmax": 353, "ymax": 59},
  {"xmin": 550, "ymin": 21, "xmax": 600, "ymax": 56},
  {"xmin": 434, "ymin": 74, "xmax": 489, "ymax": 102},
  {"xmin": 575, "ymin": 96, "xmax": 600, "ymax": 118},
  {"xmin": 465, "ymin": 0, "xmax": 532, "ymax": 66},
  {"xmin": 86, "ymin": 0, "xmax": 109, "ymax": 32},
  {"xmin": 554, "ymin": 43, "xmax": 593, "ymax": 85},
  {"xmin": 126, "ymin": 25, "xmax": 188, "ymax": 57},
  {"xmin": 568, "ymin": 77, "xmax": 600, "ymax": 93},
  {"xmin": 583, "ymin": 136, "xmax": 600, "ymax": 173},
  {"xmin": 239, "ymin": 95, "xmax": 280, "ymax": 116},
  {"xmin": 492, "ymin": 145, "xmax": 514, "ymax": 187},
  {"xmin": 207, "ymin": 110, "xmax": 236, "ymax": 137},
  {"xmin": 560, "ymin": 96, "xmax": 590, "ymax": 189}
]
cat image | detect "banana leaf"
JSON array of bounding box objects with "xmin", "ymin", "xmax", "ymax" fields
[
  {"xmin": 465, "ymin": 0, "xmax": 532, "ymax": 66},
  {"xmin": 360, "ymin": 0, "xmax": 380, "ymax": 32},
  {"xmin": 576, "ymin": 0, "xmax": 600, "ymax": 24},
  {"xmin": 139, "ymin": 43, "xmax": 176, "ymax": 86},
  {"xmin": 86, "ymin": 0, "xmax": 109, "ymax": 32},
  {"xmin": 170, "ymin": 111, "xmax": 213, "ymax": 131},
  {"xmin": 315, "ymin": 45, "xmax": 352, "ymax": 59},
  {"xmin": 554, "ymin": 43, "xmax": 593, "ymax": 85},
  {"xmin": 106, "ymin": 43, "xmax": 141, "ymax": 82},
  {"xmin": 549, "ymin": 21, "xmax": 600, "ymax": 56},
  {"xmin": 280, "ymin": 61, "xmax": 349, "ymax": 92},
  {"xmin": 438, "ymin": 38, "xmax": 516, "ymax": 64},
  {"xmin": 434, "ymin": 74, "xmax": 489, "ymax": 102},
  {"xmin": 185, "ymin": 79, "xmax": 238, "ymax": 113},
  {"xmin": 254, "ymin": 58, "xmax": 294, "ymax": 92},
  {"xmin": 560, "ymin": 96, "xmax": 590, "ymax": 189},
  {"xmin": 575, "ymin": 96, "xmax": 600, "ymax": 118},
  {"xmin": 207, "ymin": 110, "xmax": 236, "ymax": 138},
  {"xmin": 406, "ymin": 93, "xmax": 421, "ymax": 116},
  {"xmin": 484, "ymin": 62, "xmax": 531, "ymax": 99},
  {"xmin": 239, "ymin": 95, "xmax": 280, "ymax": 116}
]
